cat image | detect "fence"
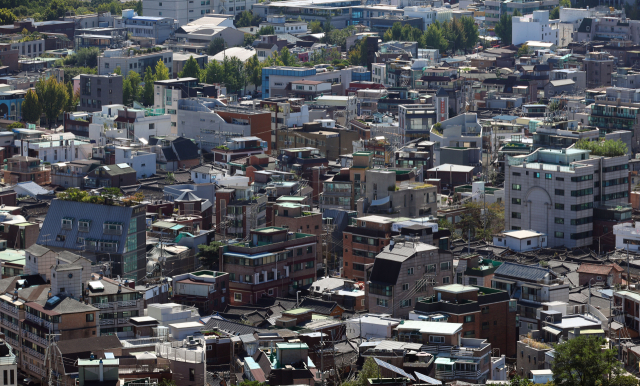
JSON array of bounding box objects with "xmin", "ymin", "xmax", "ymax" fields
[{"xmin": 156, "ymin": 343, "xmax": 205, "ymax": 363}]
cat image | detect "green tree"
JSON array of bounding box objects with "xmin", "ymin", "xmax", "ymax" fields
[
  {"xmin": 7, "ymin": 122, "xmax": 24, "ymax": 129},
  {"xmin": 142, "ymin": 66, "xmax": 155, "ymax": 105},
  {"xmin": 154, "ymin": 59, "xmax": 170, "ymax": 81},
  {"xmin": 552, "ymin": 335, "xmax": 621, "ymax": 386},
  {"xmin": 495, "ymin": 13, "xmax": 513, "ymax": 45},
  {"xmin": 243, "ymin": 33, "xmax": 256, "ymax": 47},
  {"xmin": 257, "ymin": 25, "xmax": 274, "ymax": 36},
  {"xmin": 197, "ymin": 241, "xmax": 224, "ymax": 269},
  {"xmin": 444, "ymin": 18, "xmax": 466, "ymax": 54},
  {"xmin": 179, "ymin": 55, "xmax": 201, "ymax": 78},
  {"xmin": 559, "ymin": 0, "xmax": 571, "ymax": 6},
  {"xmin": 341, "ymin": 358, "xmax": 381, "ymax": 386},
  {"xmin": 423, "ymin": 23, "xmax": 448, "ymax": 52},
  {"xmin": 517, "ymin": 44, "xmax": 531, "ymax": 57},
  {"xmin": 279, "ymin": 47, "xmax": 297, "ymax": 66},
  {"xmin": 512, "ymin": 9, "xmax": 523, "ymax": 16},
  {"xmin": 203, "ymin": 59, "xmax": 223, "ymax": 84},
  {"xmin": 44, "ymin": 0, "xmax": 68, "ymax": 21},
  {"xmin": 234, "ymin": 10, "xmax": 261, "ymax": 27},
  {"xmin": 122, "ymin": 78, "xmax": 133, "ymax": 106},
  {"xmin": 610, "ymin": 376, "xmax": 639, "ymax": 386},
  {"xmin": 127, "ymin": 71, "xmax": 141, "ymax": 100},
  {"xmin": 549, "ymin": 6, "xmax": 560, "ymax": 19},
  {"xmin": 309, "ymin": 20, "xmax": 323, "ymax": 33},
  {"xmin": 123, "ymin": 0, "xmax": 143, "ymax": 15},
  {"xmin": 574, "ymin": 138, "xmax": 628, "ymax": 157},
  {"xmin": 0, "ymin": 9, "xmax": 17, "ymax": 25},
  {"xmin": 460, "ymin": 16, "xmax": 479, "ymax": 53},
  {"xmin": 458, "ymin": 201, "xmax": 504, "ymax": 241},
  {"xmin": 64, "ymin": 81, "xmax": 78, "ymax": 112},
  {"xmin": 75, "ymin": 47, "xmax": 100, "ymax": 67},
  {"xmin": 21, "ymin": 89, "xmax": 42, "ymax": 124},
  {"xmin": 510, "ymin": 376, "xmax": 534, "ymax": 386},
  {"xmin": 245, "ymin": 54, "xmax": 262, "ymax": 88},
  {"xmin": 35, "ymin": 76, "xmax": 68, "ymax": 128},
  {"xmin": 206, "ymin": 37, "xmax": 226, "ymax": 56}
]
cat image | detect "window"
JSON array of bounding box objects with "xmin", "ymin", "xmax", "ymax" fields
[
  {"xmin": 464, "ymin": 315, "xmax": 475, "ymax": 323},
  {"xmin": 468, "ymin": 277, "xmax": 478, "ymax": 285},
  {"xmin": 571, "ymin": 188, "xmax": 593, "ymax": 197},
  {"xmin": 234, "ymin": 293, "xmax": 242, "ymax": 301},
  {"xmin": 555, "ymin": 203, "xmax": 565, "ymax": 210},
  {"xmin": 306, "ymin": 246, "xmax": 313, "ymax": 253},
  {"xmin": 512, "ymin": 212, "xmax": 521, "ymax": 219},
  {"xmin": 400, "ymin": 299, "xmax": 411, "ymax": 307},
  {"xmin": 189, "ymin": 369, "xmax": 195, "ymax": 382},
  {"xmin": 482, "ymin": 322, "xmax": 490, "ymax": 330},
  {"xmin": 9, "ymin": 371, "xmax": 12, "ymax": 386},
  {"xmin": 545, "ymin": 173, "xmax": 552, "ymax": 179},
  {"xmin": 441, "ymin": 262, "xmax": 450, "ymax": 270},
  {"xmin": 555, "ymin": 232, "xmax": 564, "ymax": 238},
  {"xmin": 442, "ymin": 276, "xmax": 450, "ymax": 284},
  {"xmin": 3, "ymin": 370, "xmax": 6, "ymax": 385},
  {"xmin": 297, "ymin": 248, "xmax": 302, "ymax": 256},
  {"xmin": 463, "ymin": 330, "xmax": 475, "ymax": 338},
  {"xmin": 533, "ymin": 172, "xmax": 540, "ymax": 178},
  {"xmin": 482, "ymin": 306, "xmax": 489, "ymax": 314},
  {"xmin": 427, "ymin": 264, "xmax": 436, "ymax": 273},
  {"xmin": 571, "ymin": 174, "xmax": 593, "ymax": 182},
  {"xmin": 402, "ymin": 283, "xmax": 409, "ymax": 291},
  {"xmin": 429, "ymin": 336, "xmax": 444, "ymax": 343},
  {"xmin": 555, "ymin": 217, "xmax": 564, "ymax": 224},
  {"xmin": 86, "ymin": 313, "xmax": 94, "ymax": 322},
  {"xmin": 555, "ymin": 189, "xmax": 565, "ymax": 196},
  {"xmin": 527, "ymin": 240, "xmax": 531, "ymax": 245},
  {"xmin": 376, "ymin": 298, "xmax": 388, "ymax": 307},
  {"xmin": 512, "ymin": 198, "xmax": 521, "ymax": 205},
  {"xmin": 556, "ymin": 177, "xmax": 564, "ymax": 181},
  {"xmin": 512, "ymin": 184, "xmax": 522, "ymax": 190},
  {"xmin": 408, "ymin": 267, "xmax": 414, "ymax": 275}
]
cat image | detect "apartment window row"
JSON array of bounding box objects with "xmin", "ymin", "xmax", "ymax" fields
[
  {"xmin": 571, "ymin": 174, "xmax": 593, "ymax": 182},
  {"xmin": 571, "ymin": 231, "xmax": 593, "ymax": 240},
  {"xmin": 223, "ymin": 251, "xmax": 292, "ymax": 266},
  {"xmin": 571, "ymin": 202, "xmax": 593, "ymax": 211},
  {"xmin": 555, "ymin": 203, "xmax": 564, "ymax": 210},
  {"xmin": 571, "ymin": 188, "xmax": 593, "ymax": 197},
  {"xmin": 532, "ymin": 172, "xmax": 553, "ymax": 179},
  {"xmin": 570, "ymin": 216, "xmax": 593, "ymax": 226},
  {"xmin": 596, "ymin": 190, "xmax": 629, "ymax": 201},
  {"xmin": 603, "ymin": 164, "xmax": 629, "ymax": 172},
  {"xmin": 352, "ymin": 249, "xmax": 377, "ymax": 258},
  {"xmin": 352, "ymin": 235, "xmax": 379, "ymax": 245},
  {"xmin": 601, "ymin": 177, "xmax": 628, "ymax": 187},
  {"xmin": 370, "ymin": 283, "xmax": 392, "ymax": 297}
]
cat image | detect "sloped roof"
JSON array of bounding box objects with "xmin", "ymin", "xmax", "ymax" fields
[
  {"xmin": 577, "ymin": 263, "xmax": 622, "ymax": 275},
  {"xmin": 494, "ymin": 262, "xmax": 555, "ymax": 282},
  {"xmin": 298, "ymin": 297, "xmax": 340, "ymax": 315}
]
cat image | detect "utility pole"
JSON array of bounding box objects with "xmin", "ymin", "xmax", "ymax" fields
[{"xmin": 44, "ymin": 333, "xmax": 62, "ymax": 386}]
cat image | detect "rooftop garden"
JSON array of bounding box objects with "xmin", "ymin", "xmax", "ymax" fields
[
  {"xmin": 521, "ymin": 334, "xmax": 551, "ymax": 350},
  {"xmin": 56, "ymin": 187, "xmax": 144, "ymax": 207},
  {"xmin": 431, "ymin": 122, "xmax": 443, "ymax": 135},
  {"xmin": 574, "ymin": 138, "xmax": 627, "ymax": 157}
]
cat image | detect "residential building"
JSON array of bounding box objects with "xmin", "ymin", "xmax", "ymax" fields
[
  {"xmin": 276, "ymin": 120, "xmax": 360, "ymax": 161},
  {"xmin": 153, "ymin": 78, "xmax": 220, "ymax": 128},
  {"xmin": 112, "ymin": 146, "xmax": 156, "ymax": 179},
  {"xmin": 261, "ymin": 66, "xmax": 353, "ymax": 99},
  {"xmin": 411, "ymin": 284, "xmax": 517, "ymax": 358},
  {"xmin": 3, "ymin": 156, "xmax": 50, "ymax": 186},
  {"xmin": 395, "ymin": 141, "xmax": 435, "ymax": 173},
  {"xmin": 79, "ymin": 74, "xmax": 123, "ymax": 112},
  {"xmin": 516, "ymin": 334, "xmax": 552, "ymax": 380},
  {"xmin": 34, "ymin": 198, "xmax": 148, "ymax": 281},
  {"xmin": 505, "ymin": 147, "xmax": 630, "ymax": 248},
  {"xmin": 0, "ymin": 338, "xmax": 16, "ymax": 386},
  {"xmin": 149, "ymin": 136, "xmax": 201, "ymax": 171},
  {"xmin": 276, "ymin": 147, "xmax": 328, "ymax": 183},
  {"xmin": 272, "ymin": 203, "xmax": 323, "ymax": 265},
  {"xmin": 367, "ymin": 240, "xmax": 454, "ymax": 318},
  {"xmin": 9, "ymin": 37, "xmax": 45, "ymax": 58},
  {"xmin": 211, "ymin": 137, "xmax": 267, "ymax": 168},
  {"xmin": 320, "ymin": 151, "xmax": 373, "ymax": 211},
  {"xmin": 19, "ymin": 134, "xmax": 93, "ymax": 165},
  {"xmin": 0, "ymin": 86, "xmax": 25, "ymax": 121},
  {"xmin": 215, "ymin": 187, "xmax": 267, "ymax": 239},
  {"xmin": 84, "ymin": 164, "xmax": 137, "ymax": 188},
  {"xmin": 491, "ymin": 262, "xmax": 570, "ymax": 335},
  {"xmin": 614, "ymin": 221, "xmax": 640, "ymax": 252},
  {"xmin": 512, "ymin": 11, "xmax": 558, "ymax": 46},
  {"xmin": 398, "ymin": 104, "xmax": 438, "ymax": 143},
  {"xmin": 492, "ymin": 230, "xmax": 548, "ymax": 252},
  {"xmin": 98, "ymin": 47, "xmax": 173, "ymax": 77},
  {"xmin": 551, "ymin": 69, "xmax": 586, "ymax": 92},
  {"xmin": 430, "ymin": 113, "xmax": 483, "ymax": 167},
  {"xmin": 583, "ymin": 52, "xmax": 614, "ymax": 88},
  {"xmin": 50, "ymin": 160, "xmax": 101, "ymax": 188},
  {"xmin": 113, "ymin": 107, "xmax": 173, "ymax": 141},
  {"xmin": 576, "ymin": 263, "xmax": 623, "ymax": 286},
  {"xmin": 121, "ymin": 10, "xmax": 176, "ymax": 43},
  {"xmin": 85, "ymin": 278, "xmax": 144, "ymax": 336},
  {"xmin": 426, "ymin": 165, "xmax": 475, "ymax": 187},
  {"xmin": 484, "ymin": 0, "xmax": 558, "ymax": 27},
  {"xmin": 258, "ymin": 15, "xmax": 307, "ymax": 35},
  {"xmin": 221, "ymin": 227, "xmax": 318, "ymax": 304},
  {"xmin": 171, "ymin": 271, "xmax": 229, "ymax": 315},
  {"xmin": 176, "ymin": 99, "xmax": 271, "ymax": 153},
  {"xmin": 364, "ymin": 169, "xmax": 437, "ymax": 218},
  {"xmin": 588, "ymin": 87, "xmax": 640, "ymax": 152},
  {"xmin": 343, "ymin": 215, "xmax": 394, "ymax": 281},
  {"xmin": 142, "ymin": 0, "xmax": 215, "ymax": 24}
]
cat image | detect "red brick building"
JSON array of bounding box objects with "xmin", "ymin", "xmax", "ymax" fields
[
  {"xmin": 413, "ymin": 284, "xmax": 517, "ymax": 358},
  {"xmin": 343, "ymin": 215, "xmax": 393, "ymax": 281},
  {"xmin": 216, "ymin": 109, "xmax": 271, "ymax": 153},
  {"xmin": 171, "ymin": 270, "xmax": 229, "ymax": 315}
]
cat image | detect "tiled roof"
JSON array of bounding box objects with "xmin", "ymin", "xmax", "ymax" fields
[
  {"xmin": 298, "ymin": 297, "xmax": 339, "ymax": 315},
  {"xmin": 494, "ymin": 262, "xmax": 555, "ymax": 282},
  {"xmin": 577, "ymin": 263, "xmax": 622, "ymax": 275},
  {"xmin": 202, "ymin": 316, "xmax": 268, "ymax": 335}
]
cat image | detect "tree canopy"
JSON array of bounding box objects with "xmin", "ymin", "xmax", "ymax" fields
[
  {"xmin": 234, "ymin": 10, "xmax": 261, "ymax": 28},
  {"xmin": 21, "ymin": 89, "xmax": 42, "ymax": 124},
  {"xmin": 206, "ymin": 37, "xmax": 226, "ymax": 56},
  {"xmin": 495, "ymin": 13, "xmax": 513, "ymax": 45},
  {"xmin": 35, "ymin": 76, "xmax": 68, "ymax": 128},
  {"xmin": 179, "ymin": 56, "xmax": 201, "ymax": 78},
  {"xmin": 552, "ymin": 335, "xmax": 622, "ymax": 386},
  {"xmin": 198, "ymin": 241, "xmax": 224, "ymax": 270},
  {"xmin": 574, "ymin": 139, "xmax": 628, "ymax": 157}
]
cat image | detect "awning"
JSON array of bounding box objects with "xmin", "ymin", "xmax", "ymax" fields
[
  {"xmin": 543, "ymin": 326, "xmax": 562, "ymax": 335},
  {"xmin": 371, "ymin": 195, "xmax": 390, "ymax": 206}
]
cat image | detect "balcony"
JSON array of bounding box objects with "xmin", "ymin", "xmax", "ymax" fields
[
  {"xmin": 25, "ymin": 312, "xmax": 52, "ymax": 329},
  {"xmin": 103, "ymin": 228, "xmax": 123, "ymax": 236},
  {"xmin": 78, "ymin": 225, "xmax": 90, "ymax": 232},
  {"xmin": 24, "ymin": 347, "xmax": 45, "ymax": 361},
  {"xmin": 22, "ymin": 329, "xmax": 47, "ymax": 346},
  {"xmin": 27, "ymin": 363, "xmax": 45, "ymax": 376},
  {"xmin": 100, "ymin": 319, "xmax": 115, "ymax": 325},
  {"xmin": 0, "ymin": 303, "xmax": 17, "ymax": 316},
  {"xmin": 118, "ymin": 300, "xmax": 137, "ymax": 307},
  {"xmin": 1, "ymin": 319, "xmax": 18, "ymax": 331},
  {"xmin": 3, "ymin": 165, "xmax": 48, "ymax": 174},
  {"xmin": 5, "ymin": 336, "xmax": 17, "ymax": 348}
]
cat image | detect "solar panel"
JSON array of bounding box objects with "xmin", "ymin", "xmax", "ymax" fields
[
  {"xmin": 415, "ymin": 371, "xmax": 441, "ymax": 385},
  {"xmin": 374, "ymin": 357, "xmax": 415, "ymax": 381}
]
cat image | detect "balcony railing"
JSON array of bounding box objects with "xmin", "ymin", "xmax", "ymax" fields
[
  {"xmin": 27, "ymin": 363, "xmax": 45, "ymax": 376},
  {"xmin": 24, "ymin": 347, "xmax": 45, "ymax": 361},
  {"xmin": 103, "ymin": 228, "xmax": 123, "ymax": 236},
  {"xmin": 25, "ymin": 312, "xmax": 52, "ymax": 329},
  {"xmin": 5, "ymin": 336, "xmax": 17, "ymax": 348},
  {"xmin": 1, "ymin": 319, "xmax": 18, "ymax": 331},
  {"xmin": 93, "ymin": 302, "xmax": 112, "ymax": 309},
  {"xmin": 100, "ymin": 319, "xmax": 115, "ymax": 325},
  {"xmin": 78, "ymin": 225, "xmax": 90, "ymax": 232},
  {"xmin": 22, "ymin": 329, "xmax": 47, "ymax": 346},
  {"xmin": 0, "ymin": 303, "xmax": 17, "ymax": 316},
  {"xmin": 118, "ymin": 300, "xmax": 137, "ymax": 307},
  {"xmin": 93, "ymin": 300, "xmax": 137, "ymax": 309}
]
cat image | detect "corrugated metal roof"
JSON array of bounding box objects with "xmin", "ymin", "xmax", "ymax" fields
[{"xmin": 494, "ymin": 262, "xmax": 554, "ymax": 282}]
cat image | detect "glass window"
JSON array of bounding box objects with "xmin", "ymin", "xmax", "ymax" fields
[
  {"xmin": 555, "ymin": 232, "xmax": 564, "ymax": 238},
  {"xmin": 512, "ymin": 184, "xmax": 521, "ymax": 190}
]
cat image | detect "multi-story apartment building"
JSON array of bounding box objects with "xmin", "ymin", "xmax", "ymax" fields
[
  {"xmin": 394, "ymin": 320, "xmax": 493, "ymax": 384},
  {"xmin": 343, "ymin": 215, "xmax": 393, "ymax": 281},
  {"xmin": 261, "ymin": 66, "xmax": 353, "ymax": 99},
  {"xmin": 79, "ymin": 74, "xmax": 123, "ymax": 112},
  {"xmin": 589, "ymin": 87, "xmax": 640, "ymax": 152},
  {"xmin": 85, "ymin": 278, "xmax": 144, "ymax": 336},
  {"xmin": 576, "ymin": 16, "xmax": 640, "ymax": 45},
  {"xmin": 365, "ymin": 169, "xmax": 437, "ymax": 218},
  {"xmin": 50, "ymin": 160, "xmax": 101, "ymax": 188},
  {"xmin": 121, "ymin": 10, "xmax": 176, "ymax": 44},
  {"xmin": 215, "ymin": 186, "xmax": 267, "ymax": 239},
  {"xmin": 211, "ymin": 137, "xmax": 267, "ymax": 168},
  {"xmin": 612, "ymin": 67, "xmax": 640, "ymax": 88},
  {"xmin": 221, "ymin": 227, "xmax": 318, "ymax": 304},
  {"xmin": 320, "ymin": 151, "xmax": 373, "ymax": 212},
  {"xmin": 583, "ymin": 52, "xmax": 614, "ymax": 89},
  {"xmin": 176, "ymin": 99, "xmax": 272, "ymax": 152},
  {"xmin": 0, "ymin": 338, "xmax": 17, "ymax": 386},
  {"xmin": 97, "ymin": 48, "xmax": 173, "ymax": 77},
  {"xmin": 9, "ymin": 38, "xmax": 45, "ymax": 58},
  {"xmin": 516, "ymin": 334, "xmax": 552, "ymax": 379},
  {"xmin": 112, "ymin": 106, "xmax": 173, "ymax": 141},
  {"xmin": 35, "ymin": 198, "xmax": 148, "ymax": 281},
  {"xmin": 491, "ymin": 262, "xmax": 569, "ymax": 335},
  {"xmin": 512, "ymin": 10, "xmax": 558, "ymax": 46},
  {"xmin": 367, "ymin": 240, "xmax": 454, "ymax": 318},
  {"xmin": 412, "ymin": 284, "xmax": 517, "ymax": 358},
  {"xmin": 272, "ymin": 202, "xmax": 323, "ymax": 265},
  {"xmin": 171, "ymin": 271, "xmax": 229, "ymax": 315},
  {"xmin": 153, "ymin": 78, "xmax": 219, "ymax": 129},
  {"xmin": 398, "ymin": 104, "xmax": 438, "ymax": 143},
  {"xmin": 483, "ymin": 0, "xmax": 558, "ymax": 27},
  {"xmin": 3, "ymin": 156, "xmax": 50, "ymax": 186},
  {"xmin": 504, "ymin": 147, "xmax": 630, "ymax": 248},
  {"xmin": 276, "ymin": 120, "xmax": 360, "ymax": 161},
  {"xmin": 430, "ymin": 113, "xmax": 483, "ymax": 168}
]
